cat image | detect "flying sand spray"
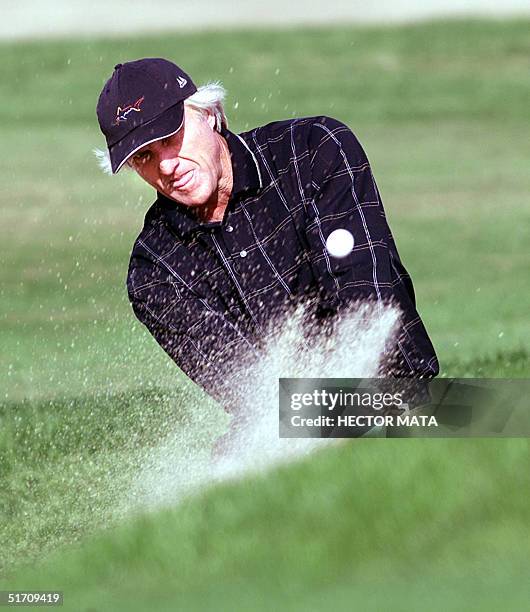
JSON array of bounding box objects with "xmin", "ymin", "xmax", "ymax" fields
[{"xmin": 129, "ymin": 290, "xmax": 400, "ymax": 511}]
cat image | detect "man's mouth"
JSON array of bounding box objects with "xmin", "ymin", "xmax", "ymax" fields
[{"xmin": 170, "ymin": 169, "xmax": 195, "ymax": 190}]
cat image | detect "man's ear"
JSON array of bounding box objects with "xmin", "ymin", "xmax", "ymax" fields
[{"xmin": 205, "ymin": 110, "xmax": 217, "ymax": 131}]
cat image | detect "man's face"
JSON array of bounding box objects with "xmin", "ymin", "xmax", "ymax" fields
[{"xmin": 128, "ymin": 106, "xmax": 224, "ymax": 208}]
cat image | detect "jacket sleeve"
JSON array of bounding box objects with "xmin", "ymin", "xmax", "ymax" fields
[
  {"xmin": 127, "ymin": 258, "xmax": 258, "ymax": 407},
  {"xmin": 305, "ymin": 117, "xmax": 395, "ymax": 307},
  {"xmin": 303, "ymin": 117, "xmax": 438, "ymax": 376}
]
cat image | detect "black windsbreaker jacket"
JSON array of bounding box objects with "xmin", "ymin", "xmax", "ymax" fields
[{"xmin": 127, "ymin": 116, "xmax": 439, "ymax": 404}]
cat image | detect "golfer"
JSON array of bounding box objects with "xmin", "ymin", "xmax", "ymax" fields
[{"xmin": 96, "ymin": 58, "xmax": 438, "ymax": 408}]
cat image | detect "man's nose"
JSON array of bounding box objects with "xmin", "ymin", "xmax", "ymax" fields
[{"xmin": 158, "ymin": 154, "xmax": 180, "ymax": 176}]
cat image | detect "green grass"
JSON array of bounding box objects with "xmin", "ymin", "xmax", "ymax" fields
[
  {"xmin": 4, "ymin": 436, "xmax": 530, "ymax": 611},
  {"xmin": 1, "ymin": 18, "xmax": 530, "ymax": 611},
  {"xmin": 0, "ymin": 387, "xmax": 222, "ymax": 575}
]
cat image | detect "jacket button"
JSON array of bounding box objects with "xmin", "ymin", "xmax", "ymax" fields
[
  {"xmin": 239, "ymin": 250, "xmax": 247, "ymax": 258},
  {"xmin": 226, "ymin": 225, "xmax": 234, "ymax": 233}
]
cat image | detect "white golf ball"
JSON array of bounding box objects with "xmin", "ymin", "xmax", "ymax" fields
[{"xmin": 325, "ymin": 229, "xmax": 354, "ymax": 258}]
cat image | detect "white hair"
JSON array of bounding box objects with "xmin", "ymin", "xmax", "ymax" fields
[
  {"xmin": 92, "ymin": 147, "xmax": 113, "ymax": 175},
  {"xmin": 93, "ymin": 82, "xmax": 228, "ymax": 175},
  {"xmin": 185, "ymin": 81, "xmax": 228, "ymax": 132}
]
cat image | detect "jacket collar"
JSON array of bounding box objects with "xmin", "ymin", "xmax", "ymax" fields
[{"xmin": 155, "ymin": 126, "xmax": 262, "ymax": 237}]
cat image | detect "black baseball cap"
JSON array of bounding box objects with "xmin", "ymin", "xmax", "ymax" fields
[{"xmin": 96, "ymin": 58, "xmax": 197, "ymax": 173}]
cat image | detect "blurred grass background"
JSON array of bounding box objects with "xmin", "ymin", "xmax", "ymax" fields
[{"xmin": 1, "ymin": 19, "xmax": 530, "ymax": 611}]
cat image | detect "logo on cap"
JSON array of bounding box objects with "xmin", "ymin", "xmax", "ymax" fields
[
  {"xmin": 114, "ymin": 95, "xmax": 145, "ymax": 125},
  {"xmin": 176, "ymin": 76, "xmax": 187, "ymax": 88}
]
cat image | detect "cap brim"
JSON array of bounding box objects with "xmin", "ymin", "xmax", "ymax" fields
[{"xmin": 109, "ymin": 102, "xmax": 184, "ymax": 174}]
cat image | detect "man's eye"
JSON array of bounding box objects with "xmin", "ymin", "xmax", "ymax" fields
[{"xmin": 134, "ymin": 152, "xmax": 150, "ymax": 163}]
